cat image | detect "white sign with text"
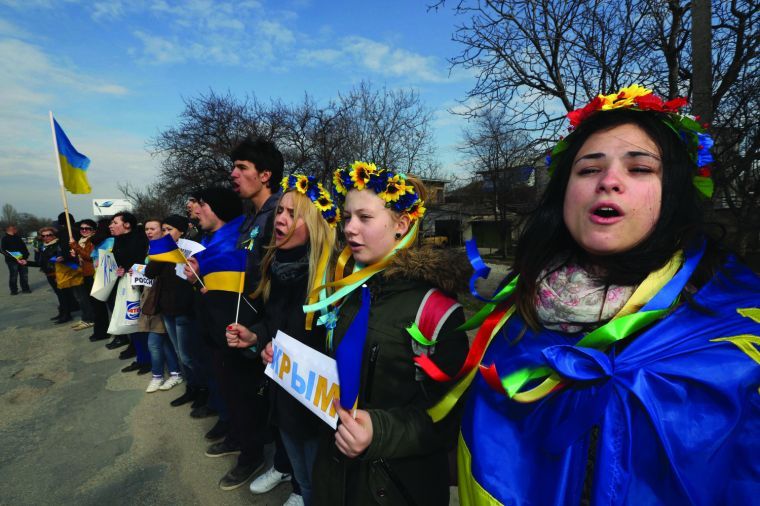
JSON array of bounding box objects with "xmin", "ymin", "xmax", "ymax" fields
[
  {"xmin": 265, "ymin": 330, "xmax": 340, "ymax": 429},
  {"xmin": 174, "ymin": 238, "xmax": 205, "ymax": 280}
]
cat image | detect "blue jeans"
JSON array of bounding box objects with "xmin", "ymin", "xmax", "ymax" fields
[
  {"xmin": 6, "ymin": 261, "xmax": 29, "ymax": 293},
  {"xmin": 279, "ymin": 429, "xmax": 319, "ymax": 506},
  {"xmin": 147, "ymin": 331, "xmax": 180, "ymax": 377},
  {"xmin": 162, "ymin": 314, "xmax": 204, "ymax": 387}
]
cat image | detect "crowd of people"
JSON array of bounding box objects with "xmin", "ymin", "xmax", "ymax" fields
[{"xmin": 3, "ymin": 84, "xmax": 758, "ymax": 505}]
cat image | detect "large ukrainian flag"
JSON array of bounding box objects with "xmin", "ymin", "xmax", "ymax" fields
[
  {"xmin": 54, "ymin": 118, "xmax": 91, "ymax": 194},
  {"xmin": 148, "ymin": 235, "xmax": 186, "ymax": 263}
]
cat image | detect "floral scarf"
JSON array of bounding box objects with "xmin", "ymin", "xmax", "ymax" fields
[{"xmin": 535, "ymin": 263, "xmax": 635, "ymax": 333}]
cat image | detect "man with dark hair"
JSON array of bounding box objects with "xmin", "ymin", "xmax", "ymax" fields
[
  {"xmin": 1, "ymin": 224, "xmax": 31, "ymax": 295},
  {"xmin": 229, "ymin": 137, "xmax": 299, "ymax": 500},
  {"xmin": 230, "ymin": 136, "xmax": 283, "ymax": 293}
]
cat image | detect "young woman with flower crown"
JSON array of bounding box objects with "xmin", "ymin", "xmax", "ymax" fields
[
  {"xmin": 303, "ymin": 163, "xmax": 471, "ymax": 506},
  {"xmin": 415, "ymin": 85, "xmax": 760, "ymax": 505},
  {"xmin": 225, "ymin": 174, "xmax": 338, "ymax": 506}
]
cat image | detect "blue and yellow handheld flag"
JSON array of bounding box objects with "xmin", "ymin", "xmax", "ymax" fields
[
  {"xmin": 335, "ymin": 285, "xmax": 371, "ymax": 411},
  {"xmin": 7, "ymin": 251, "xmax": 24, "ymax": 262},
  {"xmin": 148, "ymin": 235, "xmax": 186, "ymax": 264},
  {"xmin": 53, "ymin": 116, "xmax": 91, "ymax": 194},
  {"xmin": 196, "ymin": 247, "xmax": 246, "ymax": 293}
]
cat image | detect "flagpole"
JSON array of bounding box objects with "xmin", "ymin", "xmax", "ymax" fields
[{"xmin": 49, "ymin": 111, "xmax": 74, "ymax": 243}]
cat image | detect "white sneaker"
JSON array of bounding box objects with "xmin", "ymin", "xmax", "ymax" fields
[
  {"xmin": 249, "ymin": 465, "xmax": 291, "ymax": 494},
  {"xmin": 159, "ymin": 374, "xmax": 183, "ymax": 390},
  {"xmin": 146, "ymin": 377, "xmax": 163, "ymax": 393},
  {"xmin": 282, "ymin": 493, "xmax": 304, "ymax": 506}
]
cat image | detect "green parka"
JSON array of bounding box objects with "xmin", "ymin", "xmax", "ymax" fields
[{"xmin": 312, "ymin": 247, "xmax": 471, "ymax": 506}]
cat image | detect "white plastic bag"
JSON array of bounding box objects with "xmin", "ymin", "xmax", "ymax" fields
[
  {"xmin": 107, "ymin": 276, "xmax": 141, "ymax": 335},
  {"xmin": 90, "ymin": 251, "xmax": 118, "ymax": 302}
]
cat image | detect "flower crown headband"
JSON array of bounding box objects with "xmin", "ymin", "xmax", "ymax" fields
[
  {"xmin": 332, "ymin": 161, "xmax": 426, "ymax": 220},
  {"xmin": 546, "ymin": 84, "xmax": 715, "ymax": 198},
  {"xmin": 281, "ymin": 174, "xmax": 340, "ymax": 227}
]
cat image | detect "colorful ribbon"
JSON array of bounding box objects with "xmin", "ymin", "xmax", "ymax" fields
[{"xmin": 421, "ymin": 240, "xmax": 706, "ymax": 419}]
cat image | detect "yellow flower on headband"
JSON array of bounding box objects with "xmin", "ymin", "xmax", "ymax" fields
[
  {"xmin": 333, "ymin": 170, "xmax": 347, "ymax": 195},
  {"xmin": 350, "ymin": 160, "xmax": 378, "ymax": 190},
  {"xmin": 315, "ymin": 191, "xmax": 333, "ymax": 212},
  {"xmin": 407, "ymin": 199, "xmax": 426, "ymax": 221},
  {"xmin": 378, "ymin": 174, "xmax": 414, "ymax": 203},
  {"xmin": 295, "ymin": 175, "xmax": 310, "ymax": 193},
  {"xmin": 599, "ymin": 84, "xmax": 652, "ymax": 110}
]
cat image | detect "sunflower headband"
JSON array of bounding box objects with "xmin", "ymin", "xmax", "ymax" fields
[
  {"xmin": 546, "ymin": 84, "xmax": 715, "ymax": 198},
  {"xmin": 332, "ymin": 161, "xmax": 426, "ymax": 220},
  {"xmin": 281, "ymin": 174, "xmax": 340, "ymax": 227}
]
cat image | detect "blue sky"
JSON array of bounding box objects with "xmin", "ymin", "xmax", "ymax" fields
[{"xmin": 0, "ymin": 0, "xmax": 477, "ymax": 221}]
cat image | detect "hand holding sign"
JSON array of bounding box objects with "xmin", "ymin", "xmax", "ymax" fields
[{"xmin": 334, "ymin": 401, "xmax": 374, "ymax": 458}]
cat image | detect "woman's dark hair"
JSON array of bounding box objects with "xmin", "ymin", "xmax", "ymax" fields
[
  {"xmin": 112, "ymin": 211, "xmax": 137, "ymax": 230},
  {"xmin": 91, "ymin": 218, "xmax": 112, "ymax": 247},
  {"xmin": 514, "ymin": 108, "xmax": 708, "ymax": 327}
]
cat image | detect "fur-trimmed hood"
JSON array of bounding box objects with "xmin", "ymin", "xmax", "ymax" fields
[{"xmin": 382, "ymin": 247, "xmax": 472, "ymax": 295}]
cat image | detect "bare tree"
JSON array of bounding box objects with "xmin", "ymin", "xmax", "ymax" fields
[
  {"xmin": 118, "ymin": 182, "xmax": 178, "ymax": 222},
  {"xmin": 460, "ymin": 109, "xmax": 541, "ymax": 256},
  {"xmin": 152, "ymin": 82, "xmax": 441, "ymax": 194},
  {"xmin": 2, "ymin": 203, "xmax": 20, "ymax": 226}
]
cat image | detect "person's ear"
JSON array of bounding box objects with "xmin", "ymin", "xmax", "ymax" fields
[
  {"xmin": 260, "ymin": 170, "xmax": 272, "ymax": 184},
  {"xmin": 394, "ymin": 213, "xmax": 411, "ymax": 240}
]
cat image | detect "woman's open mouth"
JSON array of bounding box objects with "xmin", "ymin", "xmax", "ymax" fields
[{"xmin": 589, "ymin": 203, "xmax": 624, "ymax": 224}]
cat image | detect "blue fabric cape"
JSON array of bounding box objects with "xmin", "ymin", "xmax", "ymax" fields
[{"xmin": 461, "ymin": 257, "xmax": 760, "ymax": 505}]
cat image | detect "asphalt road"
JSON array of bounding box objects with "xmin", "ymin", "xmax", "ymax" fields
[{"xmin": 0, "ymin": 265, "xmax": 290, "ymax": 506}]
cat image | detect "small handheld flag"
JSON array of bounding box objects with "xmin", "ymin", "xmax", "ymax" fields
[
  {"xmin": 148, "ymin": 235, "xmax": 186, "ymax": 264},
  {"xmin": 8, "ymin": 251, "xmax": 24, "ymax": 261},
  {"xmin": 53, "ymin": 118, "xmax": 91, "ymax": 194},
  {"xmin": 335, "ymin": 285, "xmax": 371, "ymax": 412},
  {"xmin": 196, "ymin": 248, "xmax": 247, "ymax": 293}
]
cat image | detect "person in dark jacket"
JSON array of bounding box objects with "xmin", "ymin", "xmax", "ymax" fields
[
  {"xmin": 227, "ymin": 175, "xmax": 338, "ymax": 506},
  {"xmin": 37, "ymin": 226, "xmax": 77, "ymax": 323},
  {"xmin": 1, "ymin": 224, "xmax": 31, "ymax": 295},
  {"xmin": 184, "ymin": 187, "xmax": 266, "ymax": 492},
  {"xmin": 309, "ymin": 163, "xmax": 471, "ymax": 506},
  {"xmin": 107, "ymin": 211, "xmax": 149, "ymax": 366},
  {"xmin": 228, "ymin": 136, "xmax": 299, "ymax": 499},
  {"xmin": 87, "ymin": 218, "xmax": 114, "ymax": 342}
]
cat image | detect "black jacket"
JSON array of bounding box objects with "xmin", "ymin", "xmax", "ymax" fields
[
  {"xmin": 237, "ymin": 192, "xmax": 279, "ymax": 294},
  {"xmin": 112, "ymin": 231, "xmax": 148, "ymax": 270},
  {"xmin": 250, "ymin": 245, "xmax": 325, "ymax": 440},
  {"xmin": 1, "ymin": 234, "xmax": 29, "ymax": 264},
  {"xmin": 313, "ymin": 247, "xmax": 472, "ymax": 506}
]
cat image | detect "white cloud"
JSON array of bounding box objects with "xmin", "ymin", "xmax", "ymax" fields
[
  {"xmin": 297, "ymin": 36, "xmax": 450, "ymax": 84},
  {"xmin": 0, "ymin": 39, "xmax": 129, "ymax": 97},
  {"xmin": 91, "ymin": 0, "xmax": 125, "ymax": 20}
]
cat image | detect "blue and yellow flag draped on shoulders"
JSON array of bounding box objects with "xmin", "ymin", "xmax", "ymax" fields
[
  {"xmin": 458, "ymin": 256, "xmax": 760, "ymax": 505},
  {"xmin": 53, "ymin": 116, "xmax": 91, "ymax": 194},
  {"xmin": 195, "ymin": 215, "xmax": 246, "ymax": 293}
]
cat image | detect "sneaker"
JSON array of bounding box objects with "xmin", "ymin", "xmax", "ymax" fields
[
  {"xmin": 218, "ymin": 459, "xmax": 265, "ymax": 491},
  {"xmin": 71, "ymin": 320, "xmax": 84, "ymax": 329},
  {"xmin": 159, "ymin": 374, "xmax": 183, "ymax": 391},
  {"xmin": 205, "ymin": 440, "xmax": 242, "ymax": 458},
  {"xmin": 283, "ymin": 493, "xmax": 305, "ymax": 506},
  {"xmin": 249, "ymin": 465, "xmax": 291, "ymax": 494},
  {"xmin": 146, "ymin": 377, "xmax": 164, "ymax": 393}
]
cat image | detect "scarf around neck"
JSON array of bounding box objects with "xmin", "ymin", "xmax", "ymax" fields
[{"xmin": 535, "ymin": 263, "xmax": 636, "ymax": 333}]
